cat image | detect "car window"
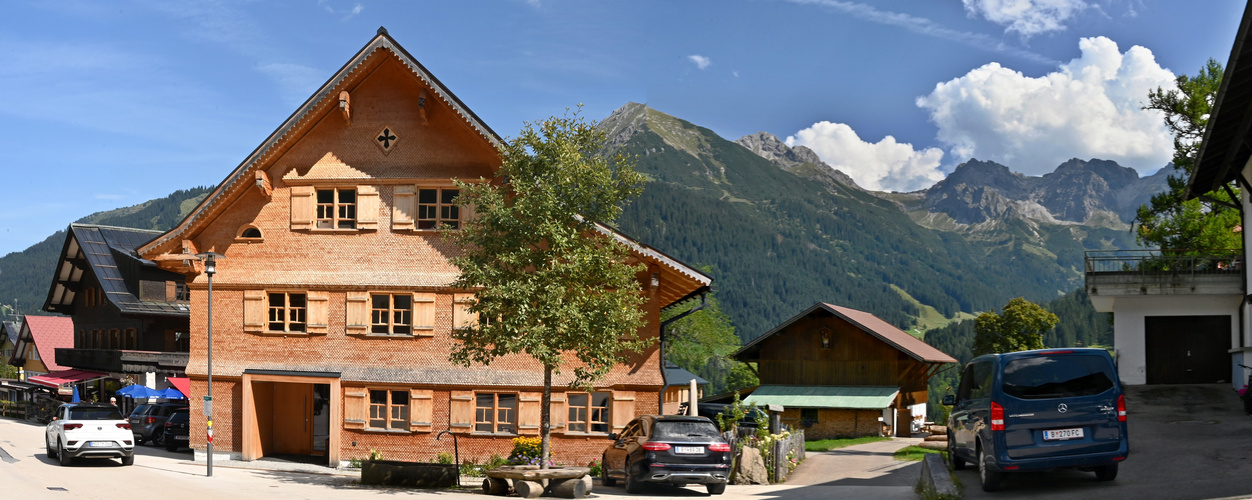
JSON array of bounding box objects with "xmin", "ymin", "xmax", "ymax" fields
[
  {"xmin": 131, "ymin": 405, "xmax": 151, "ymax": 417},
  {"xmin": 70, "ymin": 407, "xmax": 124, "ymax": 420},
  {"xmin": 955, "ymin": 364, "xmax": 975, "ymax": 402},
  {"xmin": 653, "ymin": 421, "xmax": 721, "ymax": 440},
  {"xmin": 972, "ymin": 361, "xmax": 994, "ymax": 400},
  {"xmin": 169, "ymin": 411, "xmax": 189, "ymax": 423},
  {"xmin": 1002, "ymin": 354, "xmax": 1116, "ymax": 400}
]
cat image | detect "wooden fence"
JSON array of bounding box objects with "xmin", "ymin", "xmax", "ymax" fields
[
  {"xmin": 722, "ymin": 428, "xmax": 806, "ymax": 484},
  {"xmin": 0, "ymin": 401, "xmax": 28, "ymax": 420}
]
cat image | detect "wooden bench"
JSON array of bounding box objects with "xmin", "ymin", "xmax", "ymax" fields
[{"xmin": 482, "ymin": 465, "xmax": 592, "ymax": 498}]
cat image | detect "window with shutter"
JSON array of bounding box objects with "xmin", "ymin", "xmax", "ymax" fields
[
  {"xmin": 290, "ymin": 186, "xmax": 314, "ymax": 230},
  {"xmin": 409, "ymin": 389, "xmax": 433, "ymax": 432},
  {"xmin": 243, "ymin": 290, "xmax": 266, "ymax": 332},
  {"xmin": 306, "ymin": 292, "xmax": 329, "ymax": 334},
  {"xmin": 550, "ymin": 393, "xmax": 566, "ymax": 433},
  {"xmin": 450, "ymin": 391, "xmax": 474, "ymax": 433},
  {"xmin": 346, "ymin": 292, "xmax": 369, "ymax": 333},
  {"xmin": 393, "ymin": 186, "xmax": 416, "ymax": 230},
  {"xmin": 453, "ymin": 293, "xmax": 477, "ymax": 329},
  {"xmin": 344, "ymin": 388, "xmax": 367, "ymax": 429},
  {"xmin": 357, "ymin": 185, "xmax": 379, "ymax": 229},
  {"xmin": 413, "ymin": 293, "xmax": 435, "ymax": 332}
]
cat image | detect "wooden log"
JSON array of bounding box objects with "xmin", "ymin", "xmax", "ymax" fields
[
  {"xmin": 548, "ymin": 477, "xmax": 588, "ymax": 499},
  {"xmin": 923, "ymin": 434, "xmax": 947, "ymax": 442},
  {"xmin": 482, "ymin": 477, "xmax": 509, "ymax": 495},
  {"xmin": 515, "ymin": 480, "xmax": 544, "ymax": 498}
]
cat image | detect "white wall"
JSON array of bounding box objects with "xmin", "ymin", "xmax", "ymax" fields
[{"xmin": 1112, "ymin": 295, "xmax": 1242, "ymax": 385}]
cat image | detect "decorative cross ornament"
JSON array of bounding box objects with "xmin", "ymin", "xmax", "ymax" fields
[{"xmin": 374, "ymin": 125, "xmax": 398, "ymax": 154}]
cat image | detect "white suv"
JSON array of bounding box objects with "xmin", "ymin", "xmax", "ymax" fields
[{"xmin": 45, "ymin": 403, "xmax": 135, "ymax": 466}]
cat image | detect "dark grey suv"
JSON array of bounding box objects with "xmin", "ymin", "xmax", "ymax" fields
[
  {"xmin": 128, "ymin": 403, "xmax": 188, "ymax": 446},
  {"xmin": 601, "ymin": 415, "xmax": 732, "ymax": 495}
]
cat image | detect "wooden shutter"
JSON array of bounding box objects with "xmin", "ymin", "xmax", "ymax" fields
[
  {"xmin": 409, "ymin": 389, "xmax": 433, "ymax": 432},
  {"xmin": 393, "ymin": 185, "xmax": 416, "ymax": 230},
  {"xmin": 611, "ymin": 390, "xmax": 635, "ymax": 432},
  {"xmin": 357, "ymin": 185, "xmax": 379, "ymax": 230},
  {"xmin": 344, "ymin": 388, "xmax": 367, "ymax": 429},
  {"xmin": 413, "ymin": 292, "xmax": 435, "ymax": 332},
  {"xmin": 290, "ymin": 186, "xmax": 314, "ymax": 230},
  {"xmin": 345, "ymin": 292, "xmax": 369, "ymax": 334},
  {"xmin": 518, "ymin": 392, "xmax": 542, "ymax": 436},
  {"xmin": 243, "ymin": 290, "xmax": 266, "ymax": 333},
  {"xmin": 550, "ymin": 393, "xmax": 567, "ymax": 433},
  {"xmin": 450, "ymin": 391, "xmax": 474, "ymax": 433},
  {"xmin": 306, "ymin": 291, "xmax": 329, "ymax": 334},
  {"xmin": 453, "ymin": 293, "xmax": 477, "ymax": 329},
  {"xmin": 459, "ymin": 200, "xmax": 477, "ymax": 228}
]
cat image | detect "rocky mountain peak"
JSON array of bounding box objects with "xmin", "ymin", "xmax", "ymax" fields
[{"xmin": 734, "ymin": 132, "xmax": 860, "ymax": 190}]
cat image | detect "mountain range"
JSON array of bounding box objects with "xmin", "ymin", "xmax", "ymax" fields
[{"xmin": 0, "ymin": 102, "xmax": 1162, "ymax": 345}]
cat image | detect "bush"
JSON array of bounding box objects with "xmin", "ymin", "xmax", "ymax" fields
[
  {"xmin": 436, "ymin": 452, "xmax": 455, "ymax": 464},
  {"xmin": 588, "ymin": 459, "xmax": 603, "ymax": 477},
  {"xmin": 508, "ymin": 436, "xmax": 554, "ymax": 466}
]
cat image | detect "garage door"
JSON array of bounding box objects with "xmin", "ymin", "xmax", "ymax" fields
[{"xmin": 1145, "ymin": 316, "xmax": 1230, "ymax": 384}]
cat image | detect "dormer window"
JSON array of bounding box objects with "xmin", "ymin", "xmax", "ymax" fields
[{"xmin": 317, "ymin": 188, "xmax": 357, "ymax": 229}]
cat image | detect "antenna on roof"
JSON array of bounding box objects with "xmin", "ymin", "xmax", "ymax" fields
[{"xmin": 377, "ymin": 26, "xmax": 389, "ymax": 36}]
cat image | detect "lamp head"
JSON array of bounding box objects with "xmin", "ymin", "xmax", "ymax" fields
[{"xmin": 194, "ymin": 252, "xmax": 224, "ymax": 276}]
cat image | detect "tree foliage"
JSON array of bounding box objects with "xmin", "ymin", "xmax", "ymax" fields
[
  {"xmin": 1136, "ymin": 58, "xmax": 1241, "ymax": 251},
  {"xmin": 448, "ymin": 108, "xmax": 647, "ymax": 468},
  {"xmin": 971, "ymin": 297, "xmax": 1058, "ymax": 356}
]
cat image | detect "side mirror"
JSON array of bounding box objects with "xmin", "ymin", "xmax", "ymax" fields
[
  {"xmin": 607, "ymin": 433, "xmax": 618, "ymax": 441},
  {"xmin": 941, "ymin": 395, "xmax": 955, "ymax": 406}
]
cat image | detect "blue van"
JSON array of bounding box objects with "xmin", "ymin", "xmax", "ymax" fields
[{"xmin": 942, "ymin": 348, "xmax": 1128, "ymax": 492}]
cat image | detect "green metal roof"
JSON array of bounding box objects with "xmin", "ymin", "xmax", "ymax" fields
[{"xmin": 742, "ymin": 385, "xmax": 900, "ymax": 410}]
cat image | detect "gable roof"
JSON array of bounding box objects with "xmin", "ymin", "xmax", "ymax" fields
[
  {"xmin": 139, "ymin": 26, "xmax": 503, "ymax": 257},
  {"xmin": 735, "ymin": 302, "xmax": 957, "ymax": 364},
  {"xmin": 663, "ymin": 363, "xmax": 709, "ymax": 387},
  {"xmin": 20, "ymin": 315, "xmax": 74, "ymax": 371},
  {"xmin": 44, "ymin": 224, "xmax": 190, "ymax": 318},
  {"xmin": 1187, "ymin": 2, "xmax": 1252, "ymax": 199},
  {"xmin": 586, "ymin": 218, "xmax": 712, "ymax": 308}
]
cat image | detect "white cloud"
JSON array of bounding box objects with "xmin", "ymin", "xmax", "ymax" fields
[
  {"xmin": 916, "ymin": 36, "xmax": 1175, "ymax": 176},
  {"xmin": 963, "ymin": 0, "xmax": 1088, "ymax": 37},
  {"xmin": 688, "ymin": 55, "xmax": 712, "ymax": 70},
  {"xmin": 786, "ymin": 122, "xmax": 946, "ymax": 192}
]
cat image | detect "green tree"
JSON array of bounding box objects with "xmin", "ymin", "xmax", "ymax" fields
[
  {"xmin": 971, "ymin": 297, "xmax": 1058, "ymax": 356},
  {"xmin": 1136, "ymin": 59, "xmax": 1242, "ymax": 251},
  {"xmin": 663, "ymin": 290, "xmax": 758, "ymax": 395},
  {"xmin": 449, "ymin": 108, "xmax": 647, "ymax": 469}
]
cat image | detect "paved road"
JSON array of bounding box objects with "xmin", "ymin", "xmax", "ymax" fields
[
  {"xmin": 956, "ymin": 384, "xmax": 1252, "ymax": 500},
  {"xmin": 0, "ymin": 415, "xmax": 927, "ymax": 500}
]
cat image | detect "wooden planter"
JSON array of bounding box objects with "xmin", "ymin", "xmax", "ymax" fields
[{"xmin": 360, "ymin": 460, "xmax": 458, "ymax": 488}]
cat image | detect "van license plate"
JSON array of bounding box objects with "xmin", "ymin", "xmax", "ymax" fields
[
  {"xmin": 674, "ymin": 446, "xmax": 703, "ymax": 454},
  {"xmin": 1043, "ymin": 428, "xmax": 1084, "ymax": 441}
]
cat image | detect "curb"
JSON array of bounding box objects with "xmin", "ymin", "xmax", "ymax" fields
[{"xmin": 920, "ymin": 453, "xmax": 960, "ymax": 498}]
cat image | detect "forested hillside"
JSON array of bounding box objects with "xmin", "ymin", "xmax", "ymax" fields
[
  {"xmin": 0, "ymin": 187, "xmax": 211, "ymax": 320},
  {"xmin": 608, "ymin": 104, "xmax": 1103, "ymax": 339}
]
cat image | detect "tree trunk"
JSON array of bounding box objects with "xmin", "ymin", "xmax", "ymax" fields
[{"xmin": 541, "ymin": 364, "xmax": 553, "ymax": 470}]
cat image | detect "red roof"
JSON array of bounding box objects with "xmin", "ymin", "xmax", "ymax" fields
[
  {"xmin": 24, "ymin": 315, "xmax": 74, "ymax": 371},
  {"xmin": 28, "ymin": 369, "xmax": 107, "ymax": 388},
  {"xmin": 822, "ymin": 304, "xmax": 957, "ymax": 363}
]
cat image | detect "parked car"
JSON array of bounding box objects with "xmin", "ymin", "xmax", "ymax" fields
[
  {"xmin": 45, "ymin": 402, "xmax": 135, "ymax": 466},
  {"xmin": 943, "ymin": 348, "xmax": 1129, "ymax": 492},
  {"xmin": 692, "ymin": 402, "xmax": 763, "ymax": 433},
  {"xmin": 163, "ymin": 408, "xmax": 190, "ymax": 451},
  {"xmin": 601, "ymin": 415, "xmax": 732, "ymax": 495},
  {"xmin": 128, "ymin": 402, "xmax": 188, "ymax": 446}
]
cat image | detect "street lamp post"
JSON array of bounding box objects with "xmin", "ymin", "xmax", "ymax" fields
[{"xmin": 194, "ymin": 252, "xmax": 223, "ymax": 477}]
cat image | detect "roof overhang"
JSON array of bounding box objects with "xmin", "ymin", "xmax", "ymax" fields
[
  {"xmin": 742, "ymin": 385, "xmax": 901, "ymax": 410},
  {"xmin": 1187, "ymin": 2, "xmax": 1252, "ymax": 199},
  {"xmin": 734, "ymin": 302, "xmax": 957, "ymax": 364},
  {"xmin": 587, "ymin": 218, "xmax": 713, "ymax": 309}
]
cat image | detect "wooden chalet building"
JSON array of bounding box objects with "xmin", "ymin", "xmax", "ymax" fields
[
  {"xmin": 735, "ymin": 303, "xmax": 955, "ymax": 439},
  {"xmin": 42, "ymin": 224, "xmax": 191, "ymax": 400},
  {"xmin": 136, "ymin": 28, "xmax": 710, "ymax": 467}
]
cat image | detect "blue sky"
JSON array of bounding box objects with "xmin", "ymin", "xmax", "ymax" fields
[{"xmin": 0, "ymin": 0, "xmax": 1245, "ymax": 257}]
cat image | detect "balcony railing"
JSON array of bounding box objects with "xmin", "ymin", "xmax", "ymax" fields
[
  {"xmin": 1085, "ymin": 249, "xmax": 1244, "ymax": 296},
  {"xmin": 1085, "ymin": 249, "xmax": 1243, "ymax": 275}
]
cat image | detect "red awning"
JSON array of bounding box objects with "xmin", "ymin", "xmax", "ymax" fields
[
  {"xmin": 28, "ymin": 369, "xmax": 109, "ymax": 388},
  {"xmin": 167, "ymin": 377, "xmax": 191, "ymax": 401}
]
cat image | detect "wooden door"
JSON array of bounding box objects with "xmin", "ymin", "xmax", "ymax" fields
[{"xmin": 272, "ymin": 382, "xmax": 313, "ymax": 455}]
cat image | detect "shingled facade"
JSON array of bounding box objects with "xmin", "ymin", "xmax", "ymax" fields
[{"xmin": 137, "ymin": 28, "xmax": 710, "ymax": 467}]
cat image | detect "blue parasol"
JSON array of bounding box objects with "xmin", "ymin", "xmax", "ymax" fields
[
  {"xmin": 117, "ymin": 384, "xmax": 160, "ymax": 399},
  {"xmin": 71, "ymin": 385, "xmax": 81, "ymax": 403},
  {"xmin": 157, "ymin": 387, "xmax": 185, "ymax": 399}
]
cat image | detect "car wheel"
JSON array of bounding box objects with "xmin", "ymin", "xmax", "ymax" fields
[
  {"xmin": 121, "ymin": 454, "xmax": 134, "ymax": 466},
  {"xmin": 58, "ymin": 441, "xmax": 73, "ymax": 467},
  {"xmin": 153, "ymin": 432, "xmax": 165, "ymax": 447},
  {"xmin": 706, "ymin": 482, "xmax": 726, "ymax": 495},
  {"xmin": 978, "ymin": 446, "xmax": 1002, "ymax": 492},
  {"xmin": 601, "ymin": 455, "xmax": 617, "ymax": 486},
  {"xmin": 135, "ymin": 437, "xmax": 147, "ymax": 446},
  {"xmin": 166, "ymin": 440, "xmax": 179, "ymax": 452},
  {"xmin": 948, "ymin": 433, "xmax": 965, "ymax": 470},
  {"xmin": 624, "ymin": 462, "xmax": 643, "ymax": 494},
  {"xmin": 1095, "ymin": 463, "xmax": 1118, "ymax": 481}
]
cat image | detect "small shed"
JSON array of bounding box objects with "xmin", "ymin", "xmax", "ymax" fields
[{"xmin": 733, "ymin": 303, "xmax": 956, "ymax": 439}]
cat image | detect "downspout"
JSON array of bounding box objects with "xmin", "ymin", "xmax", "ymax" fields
[{"xmin": 658, "ymin": 290, "xmax": 709, "ymax": 415}]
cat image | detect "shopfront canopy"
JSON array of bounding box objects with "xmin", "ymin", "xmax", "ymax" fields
[{"xmin": 27, "ymin": 369, "xmax": 108, "ymax": 389}]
